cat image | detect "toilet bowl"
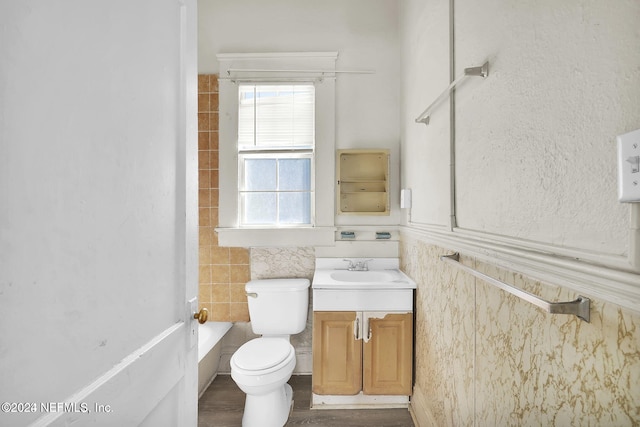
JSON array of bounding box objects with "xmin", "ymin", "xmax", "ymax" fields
[
  {"xmin": 230, "ymin": 278, "xmax": 309, "ymax": 427},
  {"xmin": 230, "ymin": 338, "xmax": 296, "ymax": 427}
]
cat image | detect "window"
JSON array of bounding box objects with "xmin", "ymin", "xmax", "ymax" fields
[
  {"xmin": 240, "ymin": 155, "xmax": 312, "ymax": 225},
  {"xmin": 216, "ymin": 52, "xmax": 337, "ymax": 247},
  {"xmin": 238, "ymin": 84, "xmax": 315, "ymax": 226}
]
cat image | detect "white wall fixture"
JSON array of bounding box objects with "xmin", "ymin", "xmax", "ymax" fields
[
  {"xmin": 400, "ymin": 188, "xmax": 412, "ymax": 209},
  {"xmin": 618, "ymin": 128, "xmax": 640, "ymax": 202}
]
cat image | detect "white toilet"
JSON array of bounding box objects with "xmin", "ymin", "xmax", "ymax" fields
[{"xmin": 230, "ymin": 278, "xmax": 309, "ymax": 427}]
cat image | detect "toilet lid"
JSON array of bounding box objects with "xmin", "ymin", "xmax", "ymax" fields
[{"xmin": 233, "ymin": 339, "xmax": 293, "ymax": 371}]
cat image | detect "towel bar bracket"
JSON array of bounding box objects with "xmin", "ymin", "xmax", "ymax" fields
[
  {"xmin": 548, "ymin": 296, "xmax": 590, "ymax": 323},
  {"xmin": 463, "ymin": 62, "xmax": 489, "ymax": 78},
  {"xmin": 440, "ymin": 253, "xmax": 591, "ymax": 322},
  {"xmin": 414, "ymin": 61, "xmax": 489, "ymax": 125}
]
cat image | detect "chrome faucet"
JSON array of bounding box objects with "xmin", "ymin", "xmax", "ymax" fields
[
  {"xmin": 343, "ymin": 258, "xmax": 372, "ymax": 271},
  {"xmin": 343, "ymin": 259, "xmax": 358, "ymax": 270}
]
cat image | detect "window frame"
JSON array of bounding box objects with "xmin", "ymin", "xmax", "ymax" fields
[{"xmin": 215, "ymin": 52, "xmax": 337, "ymax": 247}]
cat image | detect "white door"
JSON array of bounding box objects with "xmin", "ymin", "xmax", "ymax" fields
[{"xmin": 0, "ymin": 1, "xmax": 199, "ymax": 426}]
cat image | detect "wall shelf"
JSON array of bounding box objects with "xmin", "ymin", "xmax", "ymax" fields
[{"xmin": 337, "ymin": 150, "xmax": 390, "ymax": 215}]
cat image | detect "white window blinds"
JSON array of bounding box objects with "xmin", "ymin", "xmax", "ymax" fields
[{"xmin": 238, "ymin": 84, "xmax": 315, "ymax": 150}]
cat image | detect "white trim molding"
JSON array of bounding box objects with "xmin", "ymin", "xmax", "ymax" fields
[
  {"xmin": 401, "ymin": 221, "xmax": 640, "ymax": 315},
  {"xmin": 29, "ymin": 323, "xmax": 186, "ymax": 427},
  {"xmin": 216, "ymin": 226, "xmax": 336, "ymax": 248}
]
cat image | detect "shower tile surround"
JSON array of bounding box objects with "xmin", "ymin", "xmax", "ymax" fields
[
  {"xmin": 400, "ymin": 236, "xmax": 640, "ymax": 426},
  {"xmin": 198, "ymin": 74, "xmax": 250, "ymax": 322}
]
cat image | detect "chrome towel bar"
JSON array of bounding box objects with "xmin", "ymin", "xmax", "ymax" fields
[
  {"xmin": 415, "ymin": 61, "xmax": 489, "ymax": 125},
  {"xmin": 440, "ymin": 253, "xmax": 591, "ymax": 322}
]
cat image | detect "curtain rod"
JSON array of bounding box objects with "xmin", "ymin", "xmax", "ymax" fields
[
  {"xmin": 218, "ymin": 77, "xmax": 327, "ymax": 83},
  {"xmin": 226, "ymin": 68, "xmax": 375, "ymax": 75}
]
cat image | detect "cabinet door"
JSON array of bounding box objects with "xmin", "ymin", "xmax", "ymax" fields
[
  {"xmin": 363, "ymin": 312, "xmax": 413, "ymax": 395},
  {"xmin": 312, "ymin": 311, "xmax": 362, "ymax": 395}
]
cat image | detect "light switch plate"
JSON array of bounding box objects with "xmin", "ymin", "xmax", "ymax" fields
[{"xmin": 617, "ymin": 129, "xmax": 640, "ymax": 203}]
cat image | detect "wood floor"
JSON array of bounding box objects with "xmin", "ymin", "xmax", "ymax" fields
[{"xmin": 198, "ymin": 374, "xmax": 415, "ymax": 427}]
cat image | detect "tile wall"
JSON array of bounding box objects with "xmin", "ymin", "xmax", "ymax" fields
[{"xmin": 198, "ymin": 74, "xmax": 250, "ymax": 322}]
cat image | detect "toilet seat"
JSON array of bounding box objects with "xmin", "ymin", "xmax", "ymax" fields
[{"xmin": 231, "ymin": 338, "xmax": 294, "ymax": 375}]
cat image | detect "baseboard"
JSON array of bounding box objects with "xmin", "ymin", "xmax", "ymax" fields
[{"xmin": 408, "ymin": 386, "xmax": 438, "ymax": 427}]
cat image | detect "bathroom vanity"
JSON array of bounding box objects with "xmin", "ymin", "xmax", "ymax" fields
[{"xmin": 311, "ymin": 258, "xmax": 416, "ymax": 408}]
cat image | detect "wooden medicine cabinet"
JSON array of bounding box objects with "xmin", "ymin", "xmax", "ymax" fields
[{"xmin": 337, "ymin": 149, "xmax": 389, "ymax": 215}]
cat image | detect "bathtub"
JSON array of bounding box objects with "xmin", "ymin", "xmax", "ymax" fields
[{"xmin": 198, "ymin": 321, "xmax": 232, "ymax": 397}]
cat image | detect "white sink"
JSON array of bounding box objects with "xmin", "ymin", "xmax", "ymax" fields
[
  {"xmin": 313, "ymin": 257, "xmax": 416, "ymax": 290},
  {"xmin": 312, "ymin": 258, "xmax": 415, "ymax": 311},
  {"xmin": 329, "ymin": 270, "xmax": 398, "ymax": 283},
  {"xmin": 314, "ymin": 268, "xmax": 414, "ymax": 289}
]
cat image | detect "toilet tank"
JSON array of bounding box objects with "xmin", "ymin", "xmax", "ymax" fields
[{"xmin": 245, "ymin": 279, "xmax": 310, "ymax": 335}]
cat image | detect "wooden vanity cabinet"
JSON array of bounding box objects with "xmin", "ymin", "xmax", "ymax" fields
[
  {"xmin": 312, "ymin": 311, "xmax": 362, "ymax": 395},
  {"xmin": 312, "ymin": 311, "xmax": 412, "ymax": 396},
  {"xmin": 363, "ymin": 312, "xmax": 413, "ymax": 395}
]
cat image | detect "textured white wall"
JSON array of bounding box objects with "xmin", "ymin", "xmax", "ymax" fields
[
  {"xmin": 454, "ymin": 0, "xmax": 638, "ymax": 256},
  {"xmin": 400, "ymin": 0, "xmax": 451, "ymax": 228},
  {"xmin": 401, "ymin": 0, "xmax": 640, "ymax": 259}
]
